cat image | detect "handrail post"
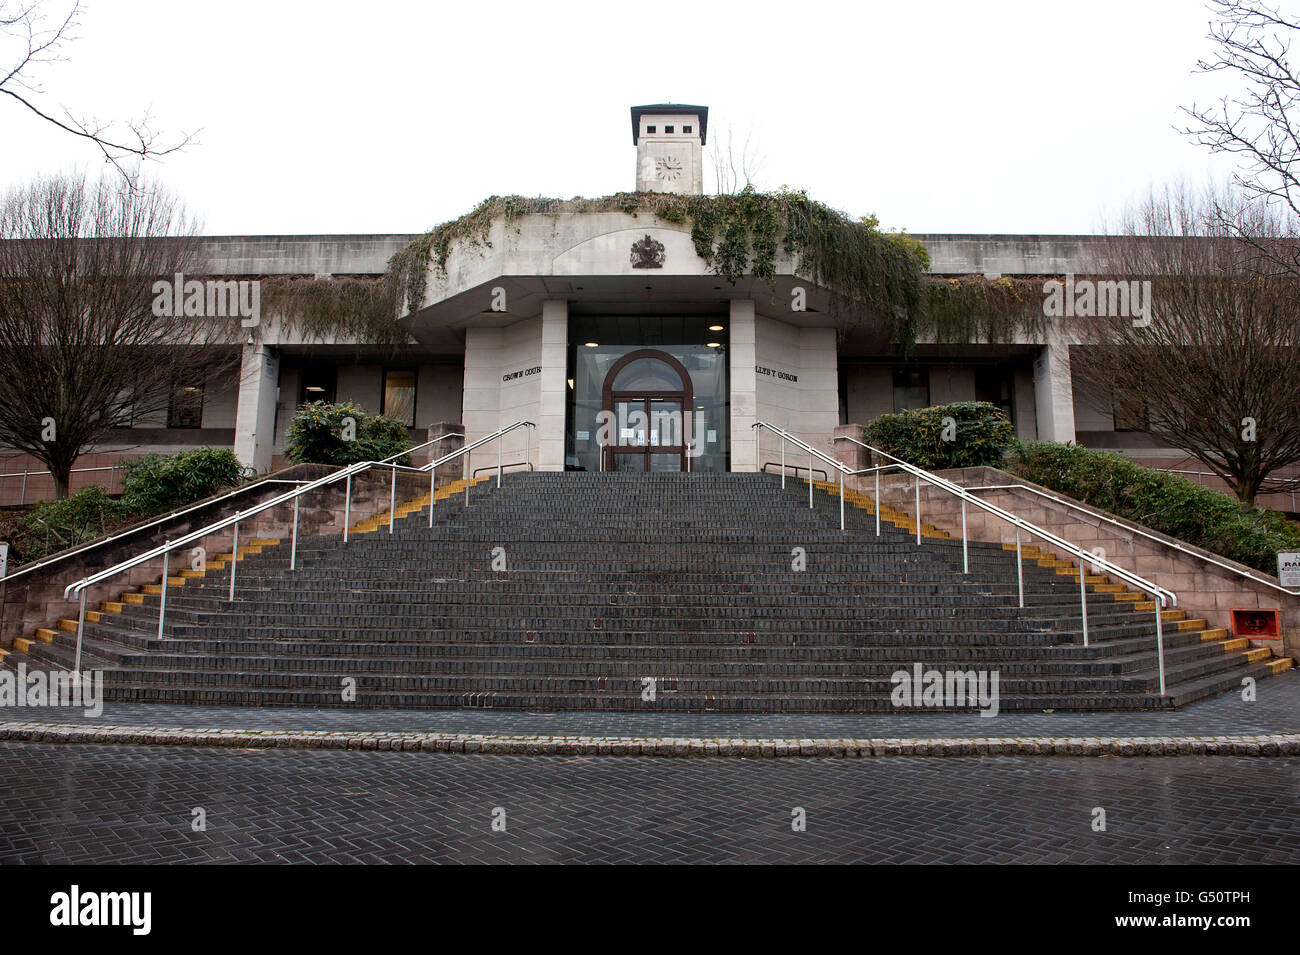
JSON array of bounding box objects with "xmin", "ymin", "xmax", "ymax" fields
[
  {"xmin": 19, "ymin": 470, "xmax": 26, "ymax": 506},
  {"xmin": 434, "ymin": 462, "xmax": 444, "ymax": 530},
  {"xmin": 781, "ymin": 432, "xmax": 786, "ymax": 489},
  {"xmin": 73, "ymin": 590, "xmax": 86, "ymax": 675},
  {"xmin": 961, "ymin": 498, "xmax": 968, "ymax": 574},
  {"xmin": 343, "ymin": 473, "xmax": 352, "ymax": 543},
  {"xmin": 229, "ymin": 512, "xmax": 240, "ymax": 601},
  {"xmin": 875, "ymin": 468, "xmax": 880, "ymax": 537},
  {"xmin": 465, "ymin": 450, "xmax": 470, "ymax": 506},
  {"xmin": 291, "ymin": 496, "xmax": 300, "ymax": 569},
  {"xmin": 1079, "ymin": 555, "xmax": 1090, "ymax": 647},
  {"xmin": 389, "ymin": 467, "xmax": 397, "ymax": 534},
  {"xmin": 839, "ymin": 468, "xmax": 845, "ymax": 531},
  {"xmin": 1154, "ymin": 600, "xmax": 1167, "ymax": 696},
  {"xmin": 157, "ymin": 542, "xmax": 170, "ymax": 639},
  {"xmin": 808, "ymin": 448, "xmax": 814, "ymax": 508},
  {"xmin": 497, "ymin": 433, "xmax": 502, "ymax": 488},
  {"xmin": 1015, "ymin": 530, "xmax": 1024, "ymax": 607},
  {"xmin": 914, "ymin": 475, "xmax": 921, "ymax": 546}
]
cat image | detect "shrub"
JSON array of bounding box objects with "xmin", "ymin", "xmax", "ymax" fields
[
  {"xmin": 117, "ymin": 448, "xmax": 249, "ymax": 514},
  {"xmin": 5, "ymin": 485, "xmax": 123, "ymax": 565},
  {"xmin": 862, "ymin": 401, "xmax": 1015, "ymax": 470},
  {"xmin": 1010, "ymin": 442, "xmax": 1300, "ymax": 574},
  {"xmin": 283, "ymin": 400, "xmax": 411, "ymax": 467}
]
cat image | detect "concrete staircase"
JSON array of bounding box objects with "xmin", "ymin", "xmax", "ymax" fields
[{"xmin": 2, "ymin": 472, "xmax": 1291, "ymax": 712}]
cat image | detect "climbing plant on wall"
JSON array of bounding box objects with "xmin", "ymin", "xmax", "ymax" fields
[{"xmin": 263, "ymin": 189, "xmax": 1045, "ymax": 350}]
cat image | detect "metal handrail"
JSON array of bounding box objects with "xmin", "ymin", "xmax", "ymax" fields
[
  {"xmin": 60, "ymin": 420, "xmax": 535, "ymax": 675},
  {"xmin": 965, "ymin": 481, "xmax": 1300, "ymax": 599},
  {"xmin": 827, "ymin": 430, "xmax": 1175, "ymax": 695},
  {"xmin": 0, "ymin": 478, "xmax": 311, "ymax": 585},
  {"xmin": 0, "ymin": 463, "xmax": 123, "ymax": 506}
]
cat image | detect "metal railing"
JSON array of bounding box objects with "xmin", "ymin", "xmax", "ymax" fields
[
  {"xmin": 0, "ymin": 477, "xmax": 311, "ymax": 586},
  {"xmin": 0, "ymin": 463, "xmax": 123, "ymax": 506},
  {"xmin": 61, "ymin": 421, "xmax": 536, "ymax": 677},
  {"xmin": 754, "ymin": 422, "xmax": 1176, "ymax": 695},
  {"xmin": 964, "ymin": 481, "xmax": 1300, "ymax": 599}
]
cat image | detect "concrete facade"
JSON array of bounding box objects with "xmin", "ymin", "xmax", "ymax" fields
[{"xmin": 3, "ymin": 103, "xmax": 1281, "ymax": 508}]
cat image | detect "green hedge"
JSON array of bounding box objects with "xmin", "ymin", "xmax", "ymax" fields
[
  {"xmin": 863, "ymin": 401, "xmax": 1014, "ymax": 470},
  {"xmin": 1010, "ymin": 442, "xmax": 1300, "ymax": 575},
  {"xmin": 2, "ymin": 448, "xmax": 249, "ymax": 569},
  {"xmin": 283, "ymin": 401, "xmax": 411, "ymax": 467},
  {"xmin": 117, "ymin": 448, "xmax": 248, "ymax": 514}
]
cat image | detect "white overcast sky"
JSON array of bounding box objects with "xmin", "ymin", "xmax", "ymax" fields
[{"xmin": 0, "ymin": 0, "xmax": 1270, "ymax": 236}]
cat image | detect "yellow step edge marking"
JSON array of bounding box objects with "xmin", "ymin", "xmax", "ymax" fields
[
  {"xmin": 36, "ymin": 628, "xmax": 57, "ymax": 642},
  {"xmin": 57, "ymin": 619, "xmax": 77, "ymax": 633},
  {"xmin": 1268, "ymin": 657, "xmax": 1294, "ymax": 674},
  {"xmin": 1222, "ymin": 637, "xmax": 1251, "ymax": 652},
  {"xmin": 1244, "ymin": 647, "xmax": 1271, "ymax": 663},
  {"xmin": 13, "ymin": 637, "xmax": 33, "ymax": 653},
  {"xmin": 121, "ymin": 593, "xmax": 145, "ymax": 605},
  {"xmin": 85, "ymin": 611, "xmax": 102, "ymax": 623},
  {"xmin": 101, "ymin": 602, "xmax": 123, "ymax": 614},
  {"xmin": 1199, "ymin": 628, "xmax": 1228, "ymax": 641}
]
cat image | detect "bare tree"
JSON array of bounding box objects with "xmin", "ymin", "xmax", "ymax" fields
[
  {"xmin": 1, "ymin": 0, "xmax": 194, "ymax": 181},
  {"xmin": 0, "ymin": 172, "xmax": 239, "ymax": 498},
  {"xmin": 1073, "ymin": 182, "xmax": 1300, "ymax": 505},
  {"xmin": 707, "ymin": 125, "xmax": 765, "ymax": 195}
]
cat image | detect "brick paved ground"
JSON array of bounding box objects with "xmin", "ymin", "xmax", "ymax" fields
[
  {"xmin": 1, "ymin": 670, "xmax": 1294, "ymax": 739},
  {"xmin": 0, "ymin": 742, "xmax": 1295, "ymax": 863}
]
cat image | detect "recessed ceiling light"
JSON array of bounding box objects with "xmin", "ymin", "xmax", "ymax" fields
[
  {"xmin": 706, "ymin": 342, "xmax": 721, "ymax": 348},
  {"xmin": 585, "ymin": 342, "xmax": 599, "ymax": 348},
  {"xmin": 708, "ymin": 325, "xmax": 724, "ymax": 332}
]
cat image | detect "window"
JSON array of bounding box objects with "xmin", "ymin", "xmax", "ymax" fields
[
  {"xmin": 683, "ymin": 125, "xmax": 692, "ymax": 133},
  {"xmin": 974, "ymin": 367, "xmax": 1015, "ymax": 426},
  {"xmin": 1112, "ymin": 392, "xmax": 1148, "ymax": 432},
  {"xmin": 892, "ymin": 367, "xmax": 930, "ymax": 412},
  {"xmin": 382, "ymin": 369, "xmax": 416, "ymax": 427},
  {"xmin": 665, "ymin": 125, "xmax": 674, "ymax": 133},
  {"xmin": 646, "ymin": 125, "xmax": 656, "ymax": 134},
  {"xmin": 167, "ymin": 382, "xmax": 204, "ymax": 429},
  {"xmin": 299, "ymin": 366, "xmax": 337, "ymax": 405}
]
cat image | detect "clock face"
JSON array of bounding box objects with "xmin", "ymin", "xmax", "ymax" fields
[{"xmin": 656, "ymin": 156, "xmax": 682, "ymax": 181}]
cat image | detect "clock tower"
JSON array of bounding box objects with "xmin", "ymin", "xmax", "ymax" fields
[{"xmin": 632, "ymin": 103, "xmax": 707, "ymax": 195}]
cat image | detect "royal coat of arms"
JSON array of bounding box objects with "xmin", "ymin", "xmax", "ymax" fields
[{"xmin": 630, "ymin": 234, "xmax": 665, "ymax": 269}]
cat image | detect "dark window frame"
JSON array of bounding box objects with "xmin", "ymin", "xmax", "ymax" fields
[
  {"xmin": 892, "ymin": 366, "xmax": 930, "ymax": 413},
  {"xmin": 167, "ymin": 382, "xmax": 204, "ymax": 429},
  {"xmin": 381, "ymin": 367, "xmax": 417, "ymax": 428}
]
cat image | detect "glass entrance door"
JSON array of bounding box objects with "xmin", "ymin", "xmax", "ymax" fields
[{"xmin": 601, "ymin": 350, "xmax": 693, "ymax": 473}]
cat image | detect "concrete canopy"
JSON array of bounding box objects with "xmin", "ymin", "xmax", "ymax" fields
[{"xmin": 397, "ymin": 207, "xmax": 846, "ymax": 342}]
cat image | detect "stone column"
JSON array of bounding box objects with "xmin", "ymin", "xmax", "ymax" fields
[
  {"xmin": 1033, "ymin": 334, "xmax": 1076, "ymax": 444},
  {"xmin": 729, "ymin": 299, "xmax": 757, "ymax": 471},
  {"xmin": 233, "ymin": 343, "xmax": 279, "ymax": 474},
  {"xmin": 538, "ymin": 300, "xmax": 568, "ymax": 471}
]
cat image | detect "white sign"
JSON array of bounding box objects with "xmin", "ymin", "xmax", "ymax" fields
[
  {"xmin": 0, "ymin": 541, "xmax": 7, "ymax": 578},
  {"xmin": 1279, "ymin": 552, "xmax": 1300, "ymax": 588}
]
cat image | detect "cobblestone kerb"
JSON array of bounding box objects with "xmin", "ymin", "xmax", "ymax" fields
[{"xmin": 2, "ymin": 721, "xmax": 1297, "ymax": 757}]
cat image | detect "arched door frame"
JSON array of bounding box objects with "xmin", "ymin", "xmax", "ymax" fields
[{"xmin": 600, "ymin": 348, "xmax": 694, "ymax": 472}]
